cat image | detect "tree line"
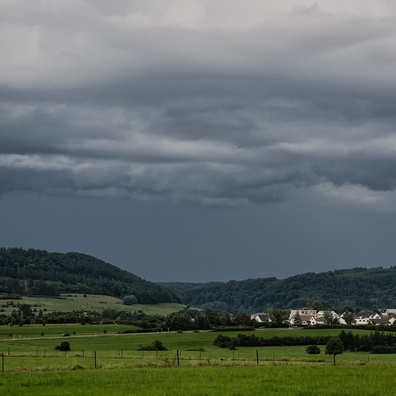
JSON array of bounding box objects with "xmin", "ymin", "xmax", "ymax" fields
[
  {"xmin": 213, "ymin": 330, "xmax": 396, "ymax": 354},
  {"xmin": 339, "ymin": 330, "xmax": 396, "ymax": 352},
  {"xmin": 214, "ymin": 333, "xmax": 332, "ymax": 349}
]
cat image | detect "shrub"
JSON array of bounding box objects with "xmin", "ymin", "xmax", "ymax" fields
[
  {"xmin": 371, "ymin": 345, "xmax": 396, "ymax": 354},
  {"xmin": 123, "ymin": 295, "xmax": 138, "ymax": 305},
  {"xmin": 306, "ymin": 345, "xmax": 321, "ymax": 354},
  {"xmin": 138, "ymin": 340, "xmax": 167, "ymax": 351},
  {"xmin": 214, "ymin": 335, "xmax": 233, "ymax": 348},
  {"xmin": 55, "ymin": 341, "xmax": 71, "ymax": 351}
]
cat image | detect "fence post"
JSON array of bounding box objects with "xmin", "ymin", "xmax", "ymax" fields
[
  {"xmin": 176, "ymin": 350, "xmax": 180, "ymax": 367},
  {"xmin": 256, "ymin": 350, "xmax": 259, "ymax": 365},
  {"xmin": 1, "ymin": 353, "xmax": 4, "ymax": 373},
  {"xmin": 94, "ymin": 351, "xmax": 97, "ymax": 369}
]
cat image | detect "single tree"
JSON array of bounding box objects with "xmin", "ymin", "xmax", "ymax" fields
[
  {"xmin": 267, "ymin": 309, "xmax": 288, "ymax": 326},
  {"xmin": 342, "ymin": 311, "xmax": 355, "ymax": 325},
  {"xmin": 311, "ymin": 299, "xmax": 324, "ymax": 311},
  {"xmin": 325, "ymin": 337, "xmax": 344, "ymax": 365},
  {"xmin": 293, "ymin": 313, "xmax": 302, "ymax": 326},
  {"xmin": 233, "ymin": 312, "xmax": 253, "ymax": 326},
  {"xmin": 18, "ymin": 304, "xmax": 33, "ymax": 319}
]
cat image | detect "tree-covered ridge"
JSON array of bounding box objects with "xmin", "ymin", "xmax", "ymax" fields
[
  {"xmin": 0, "ymin": 248, "xmax": 179, "ymax": 304},
  {"xmin": 160, "ymin": 267, "xmax": 396, "ymax": 311}
]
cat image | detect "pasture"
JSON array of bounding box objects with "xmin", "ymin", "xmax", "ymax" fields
[
  {"xmin": 0, "ymin": 293, "xmax": 185, "ymax": 316},
  {"xmin": 0, "ymin": 325, "xmax": 395, "ymax": 367},
  {"xmin": 1, "ymin": 325, "xmax": 396, "ymax": 395},
  {"xmin": 1, "ymin": 365, "xmax": 396, "ymax": 395}
]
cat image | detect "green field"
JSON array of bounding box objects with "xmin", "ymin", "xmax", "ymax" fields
[
  {"xmin": 0, "ymin": 326, "xmax": 394, "ymax": 367},
  {"xmin": 0, "ymin": 323, "xmax": 142, "ymax": 339},
  {"xmin": 0, "ymin": 325, "xmax": 365, "ymax": 346},
  {"xmin": 1, "ymin": 365, "xmax": 396, "ymax": 396},
  {"xmin": 0, "ymin": 293, "xmax": 185, "ymax": 316},
  {"xmin": 1, "ymin": 325, "xmax": 396, "ymax": 395}
]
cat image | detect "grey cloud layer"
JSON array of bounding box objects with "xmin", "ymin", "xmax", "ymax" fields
[{"xmin": 1, "ymin": 1, "xmax": 396, "ymax": 207}]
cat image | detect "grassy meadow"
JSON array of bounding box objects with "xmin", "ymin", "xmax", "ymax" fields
[
  {"xmin": 1, "ymin": 324, "xmax": 396, "ymax": 394},
  {"xmin": 0, "ymin": 293, "xmax": 185, "ymax": 316},
  {"xmin": 0, "ymin": 325, "xmax": 394, "ymax": 367},
  {"xmin": 1, "ymin": 365, "xmax": 396, "ymax": 396}
]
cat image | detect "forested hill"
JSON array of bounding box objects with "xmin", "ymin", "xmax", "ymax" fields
[
  {"xmin": 0, "ymin": 248, "xmax": 179, "ymax": 304},
  {"xmin": 159, "ymin": 267, "xmax": 396, "ymax": 311}
]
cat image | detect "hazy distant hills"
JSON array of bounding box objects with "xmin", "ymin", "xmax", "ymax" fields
[
  {"xmin": 0, "ymin": 248, "xmax": 179, "ymax": 304},
  {"xmin": 159, "ymin": 267, "xmax": 396, "ymax": 311}
]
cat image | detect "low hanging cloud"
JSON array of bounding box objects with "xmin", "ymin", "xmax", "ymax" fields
[{"xmin": 1, "ymin": 0, "xmax": 396, "ymax": 208}]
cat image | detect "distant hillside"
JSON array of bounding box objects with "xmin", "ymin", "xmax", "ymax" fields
[
  {"xmin": 159, "ymin": 267, "xmax": 396, "ymax": 311},
  {"xmin": 0, "ymin": 248, "xmax": 179, "ymax": 304}
]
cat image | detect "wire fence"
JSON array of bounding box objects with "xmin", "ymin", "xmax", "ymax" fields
[{"xmin": 0, "ymin": 349, "xmax": 329, "ymax": 372}]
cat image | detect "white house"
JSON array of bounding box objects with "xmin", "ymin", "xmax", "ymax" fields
[
  {"xmin": 250, "ymin": 313, "xmax": 273, "ymax": 323},
  {"xmin": 289, "ymin": 313, "xmax": 315, "ymax": 326},
  {"xmin": 289, "ymin": 309, "xmax": 316, "ymax": 319},
  {"xmin": 354, "ymin": 316, "xmax": 371, "ymax": 325}
]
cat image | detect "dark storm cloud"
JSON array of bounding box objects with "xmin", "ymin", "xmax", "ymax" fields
[{"xmin": 1, "ymin": 1, "xmax": 396, "ymax": 208}]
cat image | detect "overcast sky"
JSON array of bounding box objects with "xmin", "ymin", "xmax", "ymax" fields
[{"xmin": 1, "ymin": 0, "xmax": 396, "ymax": 282}]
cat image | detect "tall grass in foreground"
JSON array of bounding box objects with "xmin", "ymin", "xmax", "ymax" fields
[{"xmin": 1, "ymin": 365, "xmax": 395, "ymax": 396}]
